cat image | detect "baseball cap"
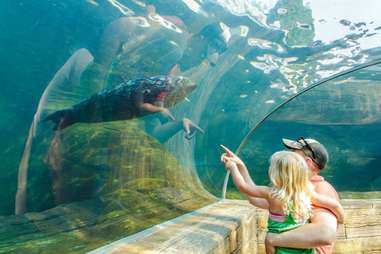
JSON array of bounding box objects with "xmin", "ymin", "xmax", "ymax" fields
[{"xmin": 282, "ymin": 137, "xmax": 329, "ymax": 169}]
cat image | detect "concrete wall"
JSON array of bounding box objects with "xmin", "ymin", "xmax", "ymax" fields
[{"xmin": 88, "ymin": 199, "xmax": 381, "ymax": 254}]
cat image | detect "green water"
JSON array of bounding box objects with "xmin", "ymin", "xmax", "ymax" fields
[{"xmin": 1, "ymin": 0, "xmax": 381, "ymax": 252}]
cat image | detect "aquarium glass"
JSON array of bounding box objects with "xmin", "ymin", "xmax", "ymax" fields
[
  {"xmin": 238, "ymin": 62, "xmax": 381, "ymax": 195},
  {"xmin": 1, "ymin": 0, "xmax": 381, "ymax": 253}
]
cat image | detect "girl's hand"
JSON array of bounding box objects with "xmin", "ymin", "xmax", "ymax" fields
[
  {"xmin": 312, "ymin": 191, "xmax": 345, "ymax": 224},
  {"xmin": 220, "ymin": 155, "xmax": 237, "ymax": 171},
  {"xmin": 225, "ymin": 160, "xmax": 237, "ymax": 171},
  {"xmin": 220, "ymin": 144, "xmax": 244, "ymax": 167}
]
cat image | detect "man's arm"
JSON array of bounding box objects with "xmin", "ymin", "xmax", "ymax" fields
[
  {"xmin": 266, "ymin": 213, "xmax": 337, "ymax": 248},
  {"xmin": 266, "ymin": 180, "xmax": 340, "ymax": 249}
]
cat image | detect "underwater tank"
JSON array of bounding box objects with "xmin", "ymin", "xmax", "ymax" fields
[{"xmin": 1, "ymin": 0, "xmax": 381, "ymax": 253}]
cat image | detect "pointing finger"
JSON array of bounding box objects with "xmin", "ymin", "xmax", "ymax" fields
[{"xmin": 220, "ymin": 144, "xmax": 234, "ymax": 156}]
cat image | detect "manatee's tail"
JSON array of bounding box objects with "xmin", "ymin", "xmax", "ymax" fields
[{"xmin": 43, "ymin": 109, "xmax": 75, "ymax": 130}]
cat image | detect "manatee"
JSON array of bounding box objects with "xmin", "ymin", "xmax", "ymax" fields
[{"xmin": 43, "ymin": 75, "xmax": 196, "ymax": 130}]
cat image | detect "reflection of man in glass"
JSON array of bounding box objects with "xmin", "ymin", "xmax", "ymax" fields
[
  {"xmin": 264, "ymin": 138, "xmax": 341, "ymax": 254},
  {"xmin": 171, "ymin": 22, "xmax": 228, "ymax": 73}
]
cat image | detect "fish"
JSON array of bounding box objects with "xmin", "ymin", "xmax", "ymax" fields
[{"xmin": 43, "ymin": 75, "xmax": 196, "ymax": 130}]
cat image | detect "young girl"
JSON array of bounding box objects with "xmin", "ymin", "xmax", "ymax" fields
[{"xmin": 220, "ymin": 146, "xmax": 344, "ymax": 254}]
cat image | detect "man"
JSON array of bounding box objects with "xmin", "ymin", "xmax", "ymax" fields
[
  {"xmin": 220, "ymin": 137, "xmax": 342, "ymax": 254},
  {"xmin": 265, "ymin": 137, "xmax": 342, "ymax": 254}
]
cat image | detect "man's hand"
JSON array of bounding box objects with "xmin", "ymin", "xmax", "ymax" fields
[{"xmin": 265, "ymin": 233, "xmax": 277, "ymax": 254}]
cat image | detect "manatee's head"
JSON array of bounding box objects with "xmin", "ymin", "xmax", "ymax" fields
[{"xmin": 164, "ymin": 76, "xmax": 197, "ymax": 107}]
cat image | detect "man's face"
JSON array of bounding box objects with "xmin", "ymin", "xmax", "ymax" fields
[{"xmin": 292, "ymin": 149, "xmax": 314, "ymax": 174}]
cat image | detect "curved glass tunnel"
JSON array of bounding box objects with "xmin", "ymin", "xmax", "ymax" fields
[
  {"xmin": 0, "ymin": 0, "xmax": 381, "ymax": 253},
  {"xmin": 236, "ymin": 62, "xmax": 381, "ymax": 196}
]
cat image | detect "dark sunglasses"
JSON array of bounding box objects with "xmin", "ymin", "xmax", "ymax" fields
[{"xmin": 297, "ymin": 137, "xmax": 317, "ymax": 162}]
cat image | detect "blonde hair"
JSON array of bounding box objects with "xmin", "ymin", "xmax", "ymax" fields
[{"xmin": 268, "ymin": 151, "xmax": 313, "ymax": 222}]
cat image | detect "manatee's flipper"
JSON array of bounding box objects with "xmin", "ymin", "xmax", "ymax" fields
[{"xmin": 43, "ymin": 109, "xmax": 75, "ymax": 131}]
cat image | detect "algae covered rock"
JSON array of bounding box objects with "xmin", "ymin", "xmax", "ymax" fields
[{"xmin": 2, "ymin": 120, "xmax": 214, "ymax": 254}]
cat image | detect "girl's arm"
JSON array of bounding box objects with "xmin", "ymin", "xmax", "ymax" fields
[
  {"xmin": 227, "ymin": 161, "xmax": 270, "ymax": 199},
  {"xmin": 239, "ymin": 163, "xmax": 269, "ymax": 209},
  {"xmin": 247, "ymin": 196, "xmax": 270, "ymax": 209},
  {"xmin": 220, "ymin": 145, "xmax": 270, "ymax": 208},
  {"xmin": 312, "ymin": 192, "xmax": 345, "ymax": 224}
]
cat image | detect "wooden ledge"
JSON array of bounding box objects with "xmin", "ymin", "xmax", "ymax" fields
[{"xmin": 88, "ymin": 199, "xmax": 381, "ymax": 254}]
